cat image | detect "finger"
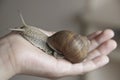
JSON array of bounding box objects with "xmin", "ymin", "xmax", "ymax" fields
[
  {"xmin": 45, "ymin": 31, "xmax": 56, "ymax": 36},
  {"xmin": 86, "ymin": 39, "xmax": 117, "ymax": 60},
  {"xmin": 68, "ymin": 56, "xmax": 109, "ymax": 75},
  {"xmin": 89, "ymin": 29, "xmax": 114, "ymax": 52},
  {"xmin": 82, "ymin": 56, "xmax": 109, "ymax": 73},
  {"xmin": 88, "ymin": 30, "xmax": 102, "ymax": 40},
  {"xmin": 39, "ymin": 29, "xmax": 55, "ymax": 36}
]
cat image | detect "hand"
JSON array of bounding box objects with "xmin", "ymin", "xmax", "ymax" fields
[{"xmin": 0, "ymin": 29, "xmax": 117, "ymax": 79}]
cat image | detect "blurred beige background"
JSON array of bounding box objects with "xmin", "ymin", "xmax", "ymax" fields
[{"xmin": 0, "ymin": 0, "xmax": 120, "ymax": 80}]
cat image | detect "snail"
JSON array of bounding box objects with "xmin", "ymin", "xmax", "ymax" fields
[{"xmin": 10, "ymin": 14, "xmax": 90, "ymax": 63}]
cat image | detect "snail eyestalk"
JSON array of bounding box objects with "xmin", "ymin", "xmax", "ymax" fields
[
  {"xmin": 10, "ymin": 28, "xmax": 25, "ymax": 32},
  {"xmin": 19, "ymin": 13, "xmax": 28, "ymax": 26}
]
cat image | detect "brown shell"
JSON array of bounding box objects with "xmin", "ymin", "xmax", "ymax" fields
[{"xmin": 47, "ymin": 30, "xmax": 90, "ymax": 63}]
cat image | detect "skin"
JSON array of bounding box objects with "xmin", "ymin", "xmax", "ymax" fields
[{"xmin": 0, "ymin": 29, "xmax": 117, "ymax": 80}]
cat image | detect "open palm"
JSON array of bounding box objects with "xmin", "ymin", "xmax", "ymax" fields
[{"xmin": 7, "ymin": 29, "xmax": 117, "ymax": 78}]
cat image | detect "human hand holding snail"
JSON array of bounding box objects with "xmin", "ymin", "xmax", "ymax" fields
[{"xmin": 0, "ymin": 28, "xmax": 117, "ymax": 79}]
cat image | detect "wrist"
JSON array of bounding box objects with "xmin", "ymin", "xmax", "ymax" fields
[
  {"xmin": 0, "ymin": 34, "xmax": 20, "ymax": 80},
  {"xmin": 0, "ymin": 58, "xmax": 16, "ymax": 80}
]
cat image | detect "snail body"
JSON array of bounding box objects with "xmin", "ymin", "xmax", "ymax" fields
[
  {"xmin": 10, "ymin": 14, "xmax": 53, "ymax": 55},
  {"xmin": 10, "ymin": 14, "xmax": 90, "ymax": 63}
]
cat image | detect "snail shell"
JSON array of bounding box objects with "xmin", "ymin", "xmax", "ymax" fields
[{"xmin": 47, "ymin": 30, "xmax": 90, "ymax": 63}]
